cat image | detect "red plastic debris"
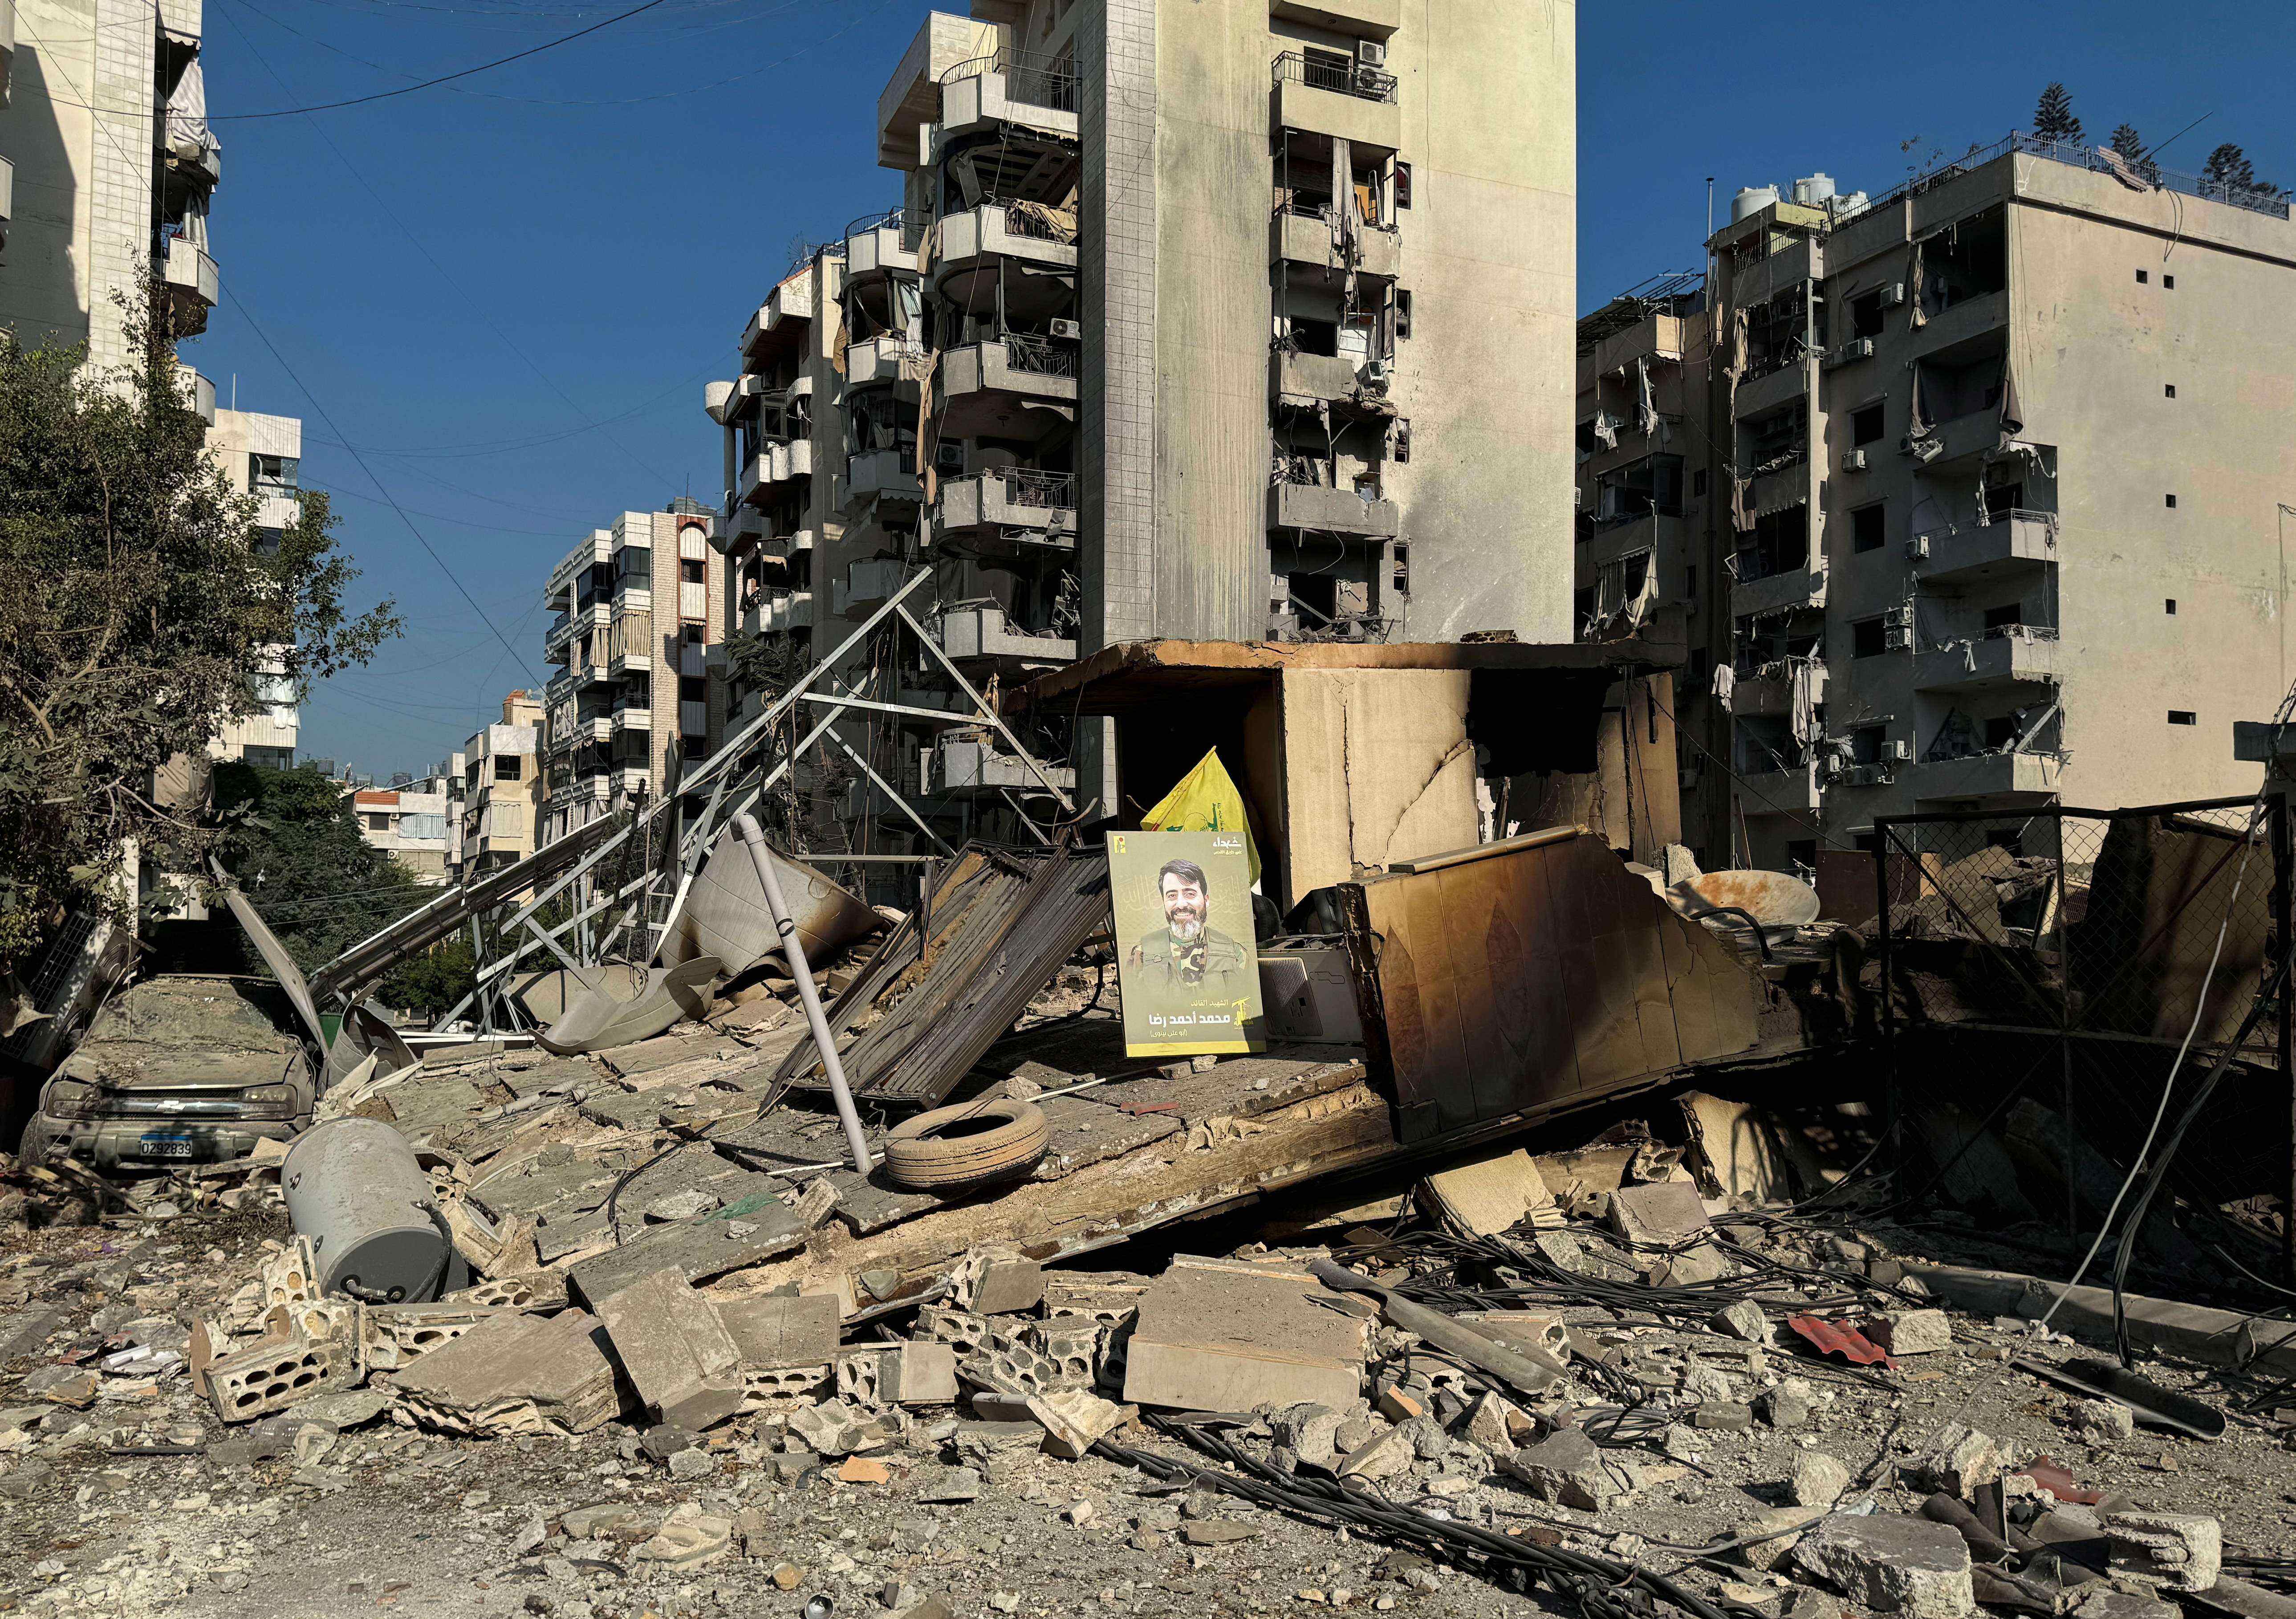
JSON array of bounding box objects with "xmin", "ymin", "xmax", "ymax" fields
[
  {"xmin": 2016, "ymin": 1456, "xmax": 2104, "ymax": 1505},
  {"xmin": 1786, "ymin": 1314, "xmax": 1898, "ymax": 1370}
]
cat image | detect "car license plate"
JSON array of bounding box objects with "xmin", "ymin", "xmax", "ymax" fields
[{"xmin": 138, "ymin": 1135, "xmax": 197, "ymax": 1159}]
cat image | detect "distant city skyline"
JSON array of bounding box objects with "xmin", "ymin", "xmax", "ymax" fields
[{"xmin": 161, "ymin": 0, "xmax": 2289, "ymax": 778}]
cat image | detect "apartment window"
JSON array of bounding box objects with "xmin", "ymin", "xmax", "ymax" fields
[
  {"xmin": 2169, "ymin": 711, "xmax": 2197, "ymax": 726},
  {"xmin": 2166, "ymin": 493, "xmax": 2178, "ymax": 508},
  {"xmin": 682, "ymin": 736, "xmax": 707, "ymax": 761},
  {"xmin": 1393, "ymin": 290, "xmax": 1413, "ymax": 340},
  {"xmin": 1848, "ymin": 289, "xmax": 1886, "ymax": 341},
  {"xmin": 495, "ymin": 756, "xmax": 523, "ymax": 781},
  {"xmin": 2166, "ymin": 598, "xmax": 2178, "ymax": 615},
  {"xmin": 1849, "ymin": 724, "xmax": 1887, "ymax": 765},
  {"xmin": 679, "ymin": 676, "xmax": 707, "ymax": 703},
  {"xmin": 1852, "ymin": 617, "xmax": 1886, "ymax": 659},
  {"xmin": 681, "ymin": 559, "xmax": 706, "ymax": 584},
  {"xmin": 1850, "ymin": 504, "xmax": 1886, "ymax": 553},
  {"xmin": 1692, "ymin": 468, "xmax": 1708, "ymax": 496},
  {"xmin": 1983, "ymin": 715, "xmax": 2020, "ymax": 750},
  {"xmin": 1849, "ymin": 403, "xmax": 1885, "ymax": 446},
  {"xmin": 1786, "ymin": 839, "xmax": 1817, "ymax": 871},
  {"xmin": 682, "ymin": 624, "xmax": 705, "ymax": 645},
  {"xmin": 366, "ymin": 813, "xmax": 390, "ymax": 831},
  {"xmin": 1394, "ymin": 162, "xmax": 1412, "ymax": 209},
  {"xmin": 2136, "ymin": 269, "xmax": 2149, "ymax": 284},
  {"xmin": 2165, "ymin": 384, "xmax": 2177, "ymax": 399},
  {"xmin": 1983, "ymin": 602, "xmax": 2025, "ymax": 632},
  {"xmin": 2163, "ymin": 274, "xmax": 2175, "ymax": 290}
]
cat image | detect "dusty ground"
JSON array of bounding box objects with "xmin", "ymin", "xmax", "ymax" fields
[{"xmin": 7, "ymin": 1198, "xmax": 2296, "ymax": 1619}]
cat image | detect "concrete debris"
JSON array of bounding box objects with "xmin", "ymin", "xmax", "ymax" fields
[
  {"xmin": 1418, "ymin": 1149, "xmax": 1560, "ymax": 1237},
  {"xmin": 591, "ymin": 1269, "xmax": 746, "ymax": 1430},
  {"xmin": 1871, "ymin": 1307, "xmax": 1954, "ymax": 1355},
  {"xmin": 1121, "ymin": 1258, "xmax": 1366, "ymax": 1412},
  {"xmin": 1788, "ymin": 1450, "xmax": 1851, "ymax": 1507},
  {"xmin": 1907, "ymin": 1422, "xmax": 2005, "ymax": 1497},
  {"xmin": 2105, "ymin": 1509, "xmax": 2223, "ymax": 1592},
  {"xmin": 1501, "ymin": 1428, "xmax": 1635, "ymax": 1509},
  {"xmin": 1794, "ymin": 1514, "xmax": 1975, "ymax": 1618},
  {"xmin": 389, "ymin": 1310, "xmax": 626, "ymax": 1436}
]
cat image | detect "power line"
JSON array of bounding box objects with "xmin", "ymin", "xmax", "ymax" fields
[{"xmin": 221, "ymin": 283, "xmax": 545, "ymax": 689}]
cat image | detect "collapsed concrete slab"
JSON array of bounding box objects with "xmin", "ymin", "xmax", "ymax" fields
[
  {"xmin": 388, "ymin": 1309, "xmax": 626, "ymax": 1436},
  {"xmin": 1120, "ymin": 1257, "xmax": 1366, "ymax": 1412},
  {"xmin": 591, "ymin": 1270, "xmax": 745, "ymax": 1431}
]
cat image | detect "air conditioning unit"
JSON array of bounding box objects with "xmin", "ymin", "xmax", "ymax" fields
[
  {"xmin": 1355, "ymin": 39, "xmax": 1387, "ymax": 67},
  {"xmin": 1883, "ymin": 624, "xmax": 1913, "ymax": 651},
  {"xmin": 1842, "ymin": 449, "xmax": 1870, "ymax": 472},
  {"xmin": 1906, "ymin": 536, "xmax": 1931, "ymax": 561},
  {"xmin": 1879, "ymin": 282, "xmax": 1907, "ymax": 308},
  {"xmin": 1883, "ymin": 605, "xmax": 1912, "ymax": 626},
  {"xmin": 1047, "ymin": 317, "xmax": 1083, "ymax": 341},
  {"xmin": 1886, "ymin": 739, "xmax": 1914, "ymax": 762},
  {"xmin": 1843, "ymin": 763, "xmax": 1891, "ymax": 787},
  {"xmin": 1825, "ymin": 338, "xmax": 1875, "ymax": 369},
  {"xmin": 1357, "ymin": 358, "xmax": 1392, "ymax": 392}
]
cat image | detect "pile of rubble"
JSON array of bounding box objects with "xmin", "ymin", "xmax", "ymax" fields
[{"xmin": 10, "ymin": 1072, "xmax": 2296, "ymax": 1619}]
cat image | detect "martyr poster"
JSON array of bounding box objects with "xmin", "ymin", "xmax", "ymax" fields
[{"xmin": 1108, "ymin": 828, "xmax": 1266, "ymax": 1058}]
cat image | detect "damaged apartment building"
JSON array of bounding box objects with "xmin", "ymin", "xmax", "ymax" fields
[
  {"xmin": 704, "ymin": 0, "xmax": 1573, "ymax": 857},
  {"xmin": 1576, "ymin": 136, "xmax": 2296, "ymax": 872}
]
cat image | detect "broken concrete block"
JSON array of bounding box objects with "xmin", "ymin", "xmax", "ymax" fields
[
  {"xmin": 1790, "ymin": 1451, "xmax": 1852, "ymax": 1507},
  {"xmin": 635, "ymin": 1505, "xmax": 733, "ymax": 1569},
  {"xmin": 1271, "ymin": 1403, "xmax": 1343, "ymax": 1466},
  {"xmin": 1041, "ymin": 1276, "xmax": 1148, "ymax": 1329},
  {"xmin": 1693, "ymin": 1401, "xmax": 1753, "ymax": 1432},
  {"xmin": 837, "ymin": 1342, "xmax": 958, "ymax": 1407},
  {"xmin": 1609, "ymin": 1181, "xmax": 1733, "ymax": 1284},
  {"xmin": 1500, "ymin": 1428, "xmax": 1633, "ymax": 1510},
  {"xmin": 920, "ymin": 1305, "xmax": 992, "ymax": 1357},
  {"xmin": 1121, "ymin": 1258, "xmax": 1365, "ymax": 1413},
  {"xmin": 785, "ymin": 1398, "xmax": 888, "ymax": 1458},
  {"xmin": 951, "ymin": 1250, "xmax": 1044, "ymax": 1316},
  {"xmin": 592, "ymin": 1270, "xmax": 745, "ymax": 1432},
  {"xmin": 206, "ymin": 1337, "xmax": 340, "ymax": 1424},
  {"xmin": 1795, "ymin": 1514, "xmax": 1975, "ymax": 1618},
  {"xmin": 1457, "ymin": 1311, "xmax": 1569, "ymax": 1360},
  {"xmin": 1872, "ymin": 1308, "xmax": 1953, "ymax": 1356},
  {"xmin": 2105, "ymin": 1510, "xmax": 2221, "ymax": 1593},
  {"xmin": 1337, "ymin": 1425, "xmax": 1414, "ymax": 1481},
  {"xmin": 2073, "ymin": 1591, "xmax": 2181, "ymax": 1619},
  {"xmin": 389, "ymin": 1309, "xmax": 626, "ymax": 1436},
  {"xmin": 1419, "ymin": 1150, "xmax": 1559, "ymax": 1237},
  {"xmin": 1026, "ymin": 1388, "xmax": 1133, "ymax": 1460},
  {"xmin": 719, "ymin": 1292, "xmax": 841, "ymax": 1371},
  {"xmin": 1757, "ymin": 1386, "xmax": 1812, "ymax": 1428},
  {"xmin": 1738, "ymin": 1505, "xmax": 1825, "ymax": 1572},
  {"xmin": 1908, "ymin": 1422, "xmax": 2003, "ymax": 1498},
  {"xmin": 564, "ymin": 1202, "xmax": 805, "ymax": 1308},
  {"xmin": 1463, "ymin": 1393, "xmax": 1528, "ymax": 1453},
  {"xmin": 2070, "ymin": 1399, "xmax": 2135, "ymax": 1441},
  {"xmin": 741, "ymin": 1364, "xmax": 829, "ymax": 1407},
  {"xmin": 1711, "ymin": 1301, "xmax": 1771, "ymax": 1344},
  {"xmin": 1031, "ymin": 1321, "xmax": 1102, "ymax": 1390}
]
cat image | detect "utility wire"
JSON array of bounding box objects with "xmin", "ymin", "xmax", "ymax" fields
[{"xmin": 222, "ymin": 284, "xmax": 544, "ymax": 688}]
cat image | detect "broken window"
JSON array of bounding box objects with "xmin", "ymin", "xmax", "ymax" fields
[
  {"xmin": 1742, "ymin": 284, "xmax": 1812, "ymax": 381},
  {"xmin": 1851, "ymin": 503, "xmax": 1886, "ymax": 553},
  {"xmin": 1850, "ymin": 724, "xmax": 1887, "ymax": 766},
  {"xmin": 1916, "ymin": 207, "xmax": 2006, "ymax": 318},
  {"xmin": 1850, "ymin": 403, "xmax": 1885, "ymax": 446},
  {"xmin": 1852, "ymin": 617, "xmax": 1886, "ymax": 659},
  {"xmin": 1732, "ymin": 502, "xmax": 1809, "ymax": 582},
  {"xmin": 1740, "ymin": 400, "xmax": 1808, "ymax": 476},
  {"xmin": 1913, "ymin": 347, "xmax": 2007, "ymax": 426},
  {"xmin": 1848, "ymin": 289, "xmax": 1886, "ymax": 341},
  {"xmin": 1983, "ymin": 601, "xmax": 2025, "ymax": 633},
  {"xmin": 1594, "ymin": 454, "xmax": 1683, "ymax": 524}
]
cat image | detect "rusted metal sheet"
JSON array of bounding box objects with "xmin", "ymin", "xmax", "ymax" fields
[
  {"xmin": 776, "ymin": 840, "xmax": 1112, "ymax": 1107},
  {"xmin": 1339, "ymin": 829, "xmax": 1763, "ymax": 1144}
]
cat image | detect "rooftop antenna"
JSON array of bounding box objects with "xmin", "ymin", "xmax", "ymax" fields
[
  {"xmin": 2141, "ymin": 109, "xmax": 2216, "ymax": 163},
  {"xmin": 1705, "ymin": 177, "xmax": 1715, "ymax": 236}
]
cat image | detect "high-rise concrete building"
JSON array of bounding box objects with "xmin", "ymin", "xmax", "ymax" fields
[
  {"xmin": 353, "ymin": 777, "xmax": 453, "ymax": 884},
  {"xmin": 539, "ymin": 503, "xmax": 723, "ymax": 846},
  {"xmin": 460, "ymin": 692, "xmax": 541, "ymax": 875},
  {"xmin": 707, "ymin": 0, "xmax": 1575, "ymax": 855},
  {"xmin": 1576, "ymin": 136, "xmax": 2296, "ymax": 873},
  {"xmin": 0, "ymin": 0, "xmax": 220, "ymax": 389},
  {"xmin": 206, "ymin": 406, "xmax": 303, "ymax": 769}
]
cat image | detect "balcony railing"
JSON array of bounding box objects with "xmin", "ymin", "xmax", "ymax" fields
[
  {"xmin": 941, "ymin": 46, "xmax": 1077, "ymax": 114},
  {"xmin": 1861, "ymin": 130, "xmax": 2291, "ymax": 222},
  {"xmin": 1272, "ymin": 50, "xmax": 1397, "ymax": 104},
  {"xmin": 993, "ymin": 468, "xmax": 1075, "ymax": 509},
  {"xmin": 846, "ymin": 206, "xmax": 930, "ymax": 252},
  {"xmin": 1004, "ymin": 333, "xmax": 1078, "ymax": 378}
]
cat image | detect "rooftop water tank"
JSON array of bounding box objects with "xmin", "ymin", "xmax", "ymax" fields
[
  {"xmin": 1731, "ymin": 185, "xmax": 1780, "ymax": 223},
  {"xmin": 1792, "ymin": 173, "xmax": 1837, "ymax": 206}
]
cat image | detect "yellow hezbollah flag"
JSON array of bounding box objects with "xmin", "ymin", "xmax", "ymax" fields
[{"xmin": 1141, "ymin": 748, "xmax": 1260, "ymax": 885}]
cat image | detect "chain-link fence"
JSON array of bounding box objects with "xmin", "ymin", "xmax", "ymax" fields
[{"xmin": 1873, "ymin": 795, "xmax": 2293, "ymax": 1275}]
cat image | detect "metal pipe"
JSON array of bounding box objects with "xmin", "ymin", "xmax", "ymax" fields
[{"xmin": 735, "ymin": 811, "xmax": 873, "ymax": 1175}]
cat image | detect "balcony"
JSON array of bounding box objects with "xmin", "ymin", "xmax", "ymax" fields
[
  {"xmin": 1735, "ymin": 761, "xmax": 1822, "ymax": 815},
  {"xmin": 547, "ymin": 533, "xmax": 612, "ymax": 606},
  {"xmin": 1270, "ymin": 0, "xmax": 1401, "ymax": 35},
  {"xmin": 1727, "ymin": 661, "xmax": 1827, "ymax": 720},
  {"xmin": 1909, "ymin": 511, "xmax": 2057, "ymax": 586},
  {"xmin": 848, "ymin": 447, "xmax": 922, "ymax": 508},
  {"xmin": 938, "ymin": 49, "xmax": 1079, "ymax": 147},
  {"xmin": 878, "ymin": 12, "xmax": 1000, "ymax": 167},
  {"xmin": 762, "ymin": 527, "xmax": 817, "ymax": 564},
  {"xmin": 174, "ymin": 362, "xmax": 214, "ymax": 424},
  {"xmin": 1271, "ymin": 207, "xmax": 1400, "ymax": 289},
  {"xmin": 1730, "ymin": 564, "xmax": 1826, "ymax": 620},
  {"xmin": 1904, "ymin": 409, "xmax": 2001, "ymax": 472},
  {"xmin": 845, "ymin": 334, "xmax": 931, "ymax": 390},
  {"xmin": 1731, "ymin": 359, "xmax": 1809, "ymax": 422},
  {"xmin": 253, "ymin": 490, "xmax": 299, "ymax": 533},
  {"xmin": 1912, "ymin": 288, "xmax": 2008, "ymax": 358},
  {"xmin": 1271, "ymin": 52, "xmax": 1400, "ymax": 158},
  {"xmin": 1904, "ymin": 749, "xmax": 2065, "ymax": 800},
  {"xmin": 933, "ymin": 735, "xmax": 1075, "ymax": 796},
  {"xmin": 1267, "ymin": 480, "xmax": 1398, "ymax": 537},
  {"xmin": 742, "ymin": 590, "xmax": 813, "ymax": 638},
  {"xmin": 608, "ymin": 608, "xmax": 654, "ymax": 673},
  {"xmin": 1912, "ymin": 626, "xmax": 2060, "ymax": 693},
  {"xmin": 1580, "ymin": 512, "xmax": 1683, "ymax": 574},
  {"xmin": 160, "ymin": 236, "xmax": 217, "ymax": 330},
  {"xmin": 935, "ymin": 605, "xmax": 1076, "ymax": 670},
  {"xmin": 719, "ymin": 507, "xmax": 767, "ymax": 551},
  {"xmin": 934, "ymin": 203, "xmax": 1078, "ymax": 316},
  {"xmin": 934, "ymin": 469, "xmax": 1076, "ymax": 547},
  {"xmin": 544, "ymin": 602, "xmax": 609, "ymax": 663},
  {"xmin": 610, "ymin": 701, "xmax": 650, "ymax": 733},
  {"xmin": 936, "ymin": 338, "xmax": 1079, "ymax": 440},
  {"xmin": 740, "ymin": 274, "xmax": 813, "ymax": 368},
  {"xmin": 1271, "ymin": 349, "xmax": 1396, "ymax": 417},
  {"xmin": 844, "ymin": 207, "xmax": 925, "ymax": 284},
  {"xmin": 737, "ymin": 438, "xmax": 815, "ymax": 506}
]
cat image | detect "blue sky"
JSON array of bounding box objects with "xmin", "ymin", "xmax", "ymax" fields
[{"xmin": 191, "ymin": 0, "xmax": 2290, "ymax": 780}]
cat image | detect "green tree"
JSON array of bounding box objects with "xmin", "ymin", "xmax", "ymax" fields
[
  {"xmin": 2108, "ymin": 123, "xmax": 2160, "ymax": 184},
  {"xmin": 0, "ymin": 309, "xmax": 398, "ymax": 970},
  {"xmin": 211, "ymin": 762, "xmax": 431, "ymax": 976},
  {"xmin": 379, "ymin": 938, "xmax": 475, "ymax": 1018},
  {"xmin": 2201, "ymin": 143, "xmax": 2277, "ymax": 198},
  {"xmin": 2032, "ymin": 83, "xmax": 2083, "ymax": 145}
]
